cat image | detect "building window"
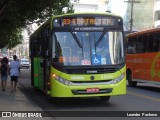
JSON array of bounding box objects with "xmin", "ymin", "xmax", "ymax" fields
[{"xmin": 155, "ymin": 10, "xmax": 160, "ymax": 21}]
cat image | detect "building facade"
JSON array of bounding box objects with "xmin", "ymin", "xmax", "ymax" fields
[
  {"xmin": 71, "ymin": 0, "xmax": 108, "ymax": 12},
  {"xmin": 124, "ymin": 0, "xmax": 154, "ymax": 31},
  {"xmin": 108, "ymin": 0, "xmax": 155, "ymax": 31},
  {"xmin": 154, "ymin": 0, "xmax": 160, "ymax": 28}
]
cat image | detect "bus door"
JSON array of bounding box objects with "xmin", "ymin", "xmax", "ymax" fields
[
  {"xmin": 39, "ymin": 29, "xmax": 50, "ymax": 92},
  {"xmin": 39, "ymin": 56, "xmax": 44, "ymax": 91},
  {"xmin": 32, "ymin": 33, "xmax": 45, "ymax": 91},
  {"xmin": 30, "ymin": 38, "xmax": 43, "ymax": 90}
]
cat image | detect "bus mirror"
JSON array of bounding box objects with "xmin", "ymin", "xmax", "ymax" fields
[{"xmin": 122, "ymin": 56, "xmax": 125, "ymax": 62}]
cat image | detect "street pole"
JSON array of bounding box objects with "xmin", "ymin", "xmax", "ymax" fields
[{"xmin": 124, "ymin": 0, "xmax": 140, "ymax": 32}]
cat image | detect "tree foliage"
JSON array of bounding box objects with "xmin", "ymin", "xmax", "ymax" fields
[{"xmin": 0, "ymin": 0, "xmax": 74, "ymax": 49}]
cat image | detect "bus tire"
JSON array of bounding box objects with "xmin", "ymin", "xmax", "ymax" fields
[
  {"xmin": 127, "ymin": 71, "xmax": 137, "ymax": 87},
  {"xmin": 100, "ymin": 96, "xmax": 110, "ymax": 102}
]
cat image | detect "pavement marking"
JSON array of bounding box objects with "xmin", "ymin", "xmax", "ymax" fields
[{"xmin": 128, "ymin": 91, "xmax": 160, "ymax": 103}]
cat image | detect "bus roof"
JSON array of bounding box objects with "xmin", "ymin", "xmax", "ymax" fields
[
  {"xmin": 30, "ymin": 19, "xmax": 50, "ymax": 38},
  {"xmin": 50, "ymin": 12, "xmax": 122, "ymax": 19},
  {"xmin": 127, "ymin": 28, "xmax": 160, "ymax": 37}
]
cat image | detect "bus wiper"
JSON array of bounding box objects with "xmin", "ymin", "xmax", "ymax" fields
[
  {"xmin": 95, "ymin": 28, "xmax": 106, "ymax": 46},
  {"xmin": 70, "ymin": 29, "xmax": 83, "ymax": 48}
]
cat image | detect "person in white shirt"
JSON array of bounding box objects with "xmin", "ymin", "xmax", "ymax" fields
[{"xmin": 9, "ymin": 55, "xmax": 20, "ymax": 92}]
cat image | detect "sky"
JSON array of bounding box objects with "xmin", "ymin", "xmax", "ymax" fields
[{"xmin": 108, "ymin": 0, "xmax": 128, "ymax": 17}]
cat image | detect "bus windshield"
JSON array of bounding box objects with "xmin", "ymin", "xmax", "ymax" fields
[{"xmin": 52, "ymin": 31, "xmax": 124, "ymax": 66}]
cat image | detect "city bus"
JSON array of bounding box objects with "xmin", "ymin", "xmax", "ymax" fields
[
  {"xmin": 126, "ymin": 28, "xmax": 160, "ymax": 87},
  {"xmin": 29, "ymin": 12, "xmax": 126, "ymax": 101}
]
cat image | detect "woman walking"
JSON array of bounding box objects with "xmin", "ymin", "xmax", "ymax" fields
[{"xmin": 0, "ymin": 57, "xmax": 9, "ymax": 91}]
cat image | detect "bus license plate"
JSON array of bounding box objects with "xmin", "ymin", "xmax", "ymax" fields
[{"xmin": 86, "ymin": 88, "xmax": 99, "ymax": 93}]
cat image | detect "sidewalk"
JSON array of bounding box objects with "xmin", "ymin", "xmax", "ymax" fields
[{"xmin": 0, "ymin": 79, "xmax": 53, "ymax": 120}]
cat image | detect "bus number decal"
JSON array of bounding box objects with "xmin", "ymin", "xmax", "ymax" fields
[
  {"xmin": 59, "ymin": 56, "xmax": 79, "ymax": 63},
  {"xmin": 101, "ymin": 75, "xmax": 113, "ymax": 79},
  {"xmin": 71, "ymin": 76, "xmax": 85, "ymax": 80},
  {"xmin": 68, "ymin": 56, "xmax": 79, "ymax": 63}
]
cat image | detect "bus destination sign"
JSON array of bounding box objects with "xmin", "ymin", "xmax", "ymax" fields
[
  {"xmin": 53, "ymin": 16, "xmax": 121, "ymax": 27},
  {"xmin": 62, "ymin": 17, "xmax": 114, "ymax": 26}
]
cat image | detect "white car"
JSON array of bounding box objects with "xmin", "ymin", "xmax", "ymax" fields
[{"xmin": 20, "ymin": 59, "xmax": 30, "ymax": 69}]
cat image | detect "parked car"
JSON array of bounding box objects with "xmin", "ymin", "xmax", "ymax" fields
[{"xmin": 20, "ymin": 59, "xmax": 30, "ymax": 69}]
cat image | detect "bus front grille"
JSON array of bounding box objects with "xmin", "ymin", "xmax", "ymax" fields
[{"xmin": 68, "ymin": 68, "xmax": 117, "ymax": 74}]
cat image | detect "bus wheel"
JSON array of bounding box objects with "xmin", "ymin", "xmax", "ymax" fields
[
  {"xmin": 100, "ymin": 96, "xmax": 110, "ymax": 102},
  {"xmin": 127, "ymin": 72, "xmax": 137, "ymax": 87}
]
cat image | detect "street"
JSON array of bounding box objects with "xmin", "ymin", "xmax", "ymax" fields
[{"xmin": 15, "ymin": 69, "xmax": 160, "ymax": 119}]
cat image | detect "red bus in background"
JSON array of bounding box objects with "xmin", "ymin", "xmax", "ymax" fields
[{"xmin": 126, "ymin": 28, "xmax": 160, "ymax": 87}]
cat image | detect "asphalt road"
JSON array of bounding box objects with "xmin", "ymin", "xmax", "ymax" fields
[{"xmin": 18, "ymin": 69, "xmax": 160, "ymax": 120}]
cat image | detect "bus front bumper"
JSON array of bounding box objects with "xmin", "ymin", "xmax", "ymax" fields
[{"xmin": 48, "ymin": 78, "xmax": 126, "ymax": 98}]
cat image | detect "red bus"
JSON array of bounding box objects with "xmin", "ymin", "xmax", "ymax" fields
[{"xmin": 126, "ymin": 28, "xmax": 160, "ymax": 87}]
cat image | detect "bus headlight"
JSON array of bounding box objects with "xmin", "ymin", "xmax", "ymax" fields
[
  {"xmin": 112, "ymin": 73, "xmax": 125, "ymax": 84},
  {"xmin": 55, "ymin": 76, "xmax": 71, "ymax": 85}
]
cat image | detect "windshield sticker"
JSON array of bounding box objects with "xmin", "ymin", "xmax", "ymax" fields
[
  {"xmin": 92, "ymin": 55, "xmax": 101, "ymax": 65},
  {"xmin": 81, "ymin": 60, "xmax": 91, "ymax": 65},
  {"xmin": 101, "ymin": 58, "xmax": 106, "ymax": 65}
]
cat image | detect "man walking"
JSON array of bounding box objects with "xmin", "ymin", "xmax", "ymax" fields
[{"xmin": 9, "ymin": 55, "xmax": 20, "ymax": 92}]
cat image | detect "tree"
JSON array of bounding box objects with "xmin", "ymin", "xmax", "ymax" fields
[{"xmin": 0, "ymin": 0, "xmax": 74, "ymax": 49}]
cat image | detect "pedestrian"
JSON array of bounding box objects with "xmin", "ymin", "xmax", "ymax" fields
[
  {"xmin": 0, "ymin": 57, "xmax": 9, "ymax": 91},
  {"xmin": 9, "ymin": 55, "xmax": 20, "ymax": 92}
]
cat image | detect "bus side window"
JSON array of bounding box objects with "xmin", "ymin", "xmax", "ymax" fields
[
  {"xmin": 127, "ymin": 37, "xmax": 136, "ymax": 54},
  {"xmin": 33, "ymin": 38, "xmax": 40, "ymax": 57},
  {"xmin": 136, "ymin": 36, "xmax": 146, "ymax": 53},
  {"xmin": 147, "ymin": 34, "xmax": 154, "ymax": 52},
  {"xmin": 153, "ymin": 33, "xmax": 160, "ymax": 52},
  {"xmin": 159, "ymin": 33, "xmax": 160, "ymax": 51}
]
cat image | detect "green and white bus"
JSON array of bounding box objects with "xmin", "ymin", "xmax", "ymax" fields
[{"xmin": 29, "ymin": 12, "xmax": 126, "ymax": 101}]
